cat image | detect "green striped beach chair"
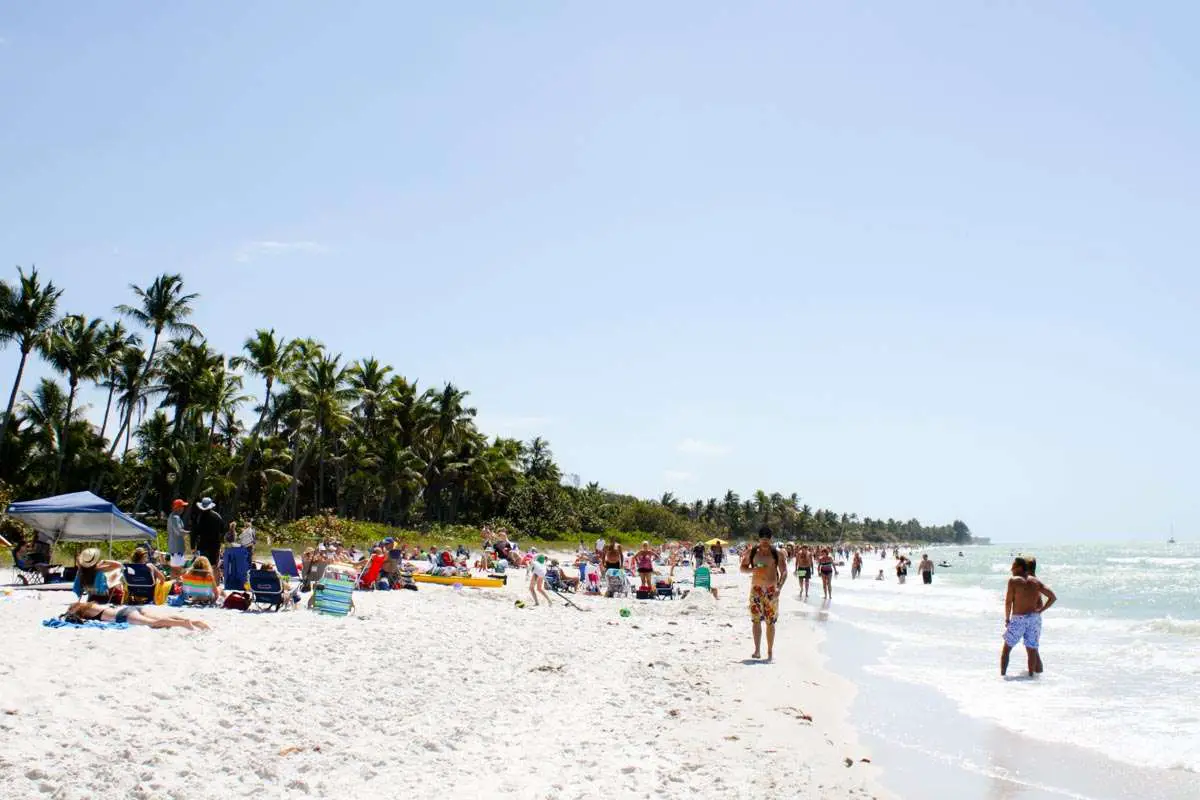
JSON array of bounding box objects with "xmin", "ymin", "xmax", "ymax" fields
[{"xmin": 309, "ymin": 563, "xmax": 356, "ymax": 617}]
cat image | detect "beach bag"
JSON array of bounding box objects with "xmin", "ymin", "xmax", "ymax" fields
[
  {"xmin": 154, "ymin": 581, "xmax": 170, "ymax": 605},
  {"xmin": 636, "ymin": 586, "xmax": 655, "ymax": 600},
  {"xmin": 223, "ymin": 591, "xmax": 250, "ymax": 610}
]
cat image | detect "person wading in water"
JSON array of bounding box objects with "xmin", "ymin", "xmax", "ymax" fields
[{"xmin": 741, "ymin": 526, "xmax": 788, "ymax": 661}]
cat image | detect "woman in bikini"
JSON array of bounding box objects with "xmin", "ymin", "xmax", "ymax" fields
[
  {"xmin": 634, "ymin": 541, "xmax": 656, "ymax": 590},
  {"xmin": 63, "ymin": 601, "xmax": 211, "ymax": 630},
  {"xmin": 817, "ymin": 548, "xmax": 837, "ymax": 599},
  {"xmin": 602, "ymin": 539, "xmax": 624, "ymax": 573}
]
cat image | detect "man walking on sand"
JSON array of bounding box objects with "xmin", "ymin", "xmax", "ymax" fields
[
  {"xmin": 741, "ymin": 526, "xmax": 788, "ymax": 661},
  {"xmin": 794, "ymin": 544, "xmax": 813, "ymax": 600},
  {"xmin": 1002, "ymin": 556, "xmax": 1057, "ymax": 677}
]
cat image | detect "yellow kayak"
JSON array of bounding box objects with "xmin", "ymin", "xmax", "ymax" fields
[{"xmin": 412, "ymin": 574, "xmax": 505, "ymax": 588}]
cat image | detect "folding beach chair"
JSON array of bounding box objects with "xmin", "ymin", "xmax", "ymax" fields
[
  {"xmin": 246, "ymin": 568, "xmax": 289, "ymax": 612},
  {"xmin": 693, "ymin": 565, "xmax": 712, "ymax": 591},
  {"xmin": 122, "ymin": 563, "xmax": 157, "ymax": 605},
  {"xmin": 271, "ymin": 549, "xmax": 302, "ymax": 582},
  {"xmin": 309, "ymin": 563, "xmax": 355, "ymax": 617},
  {"xmin": 357, "ymin": 553, "xmax": 385, "ymax": 590},
  {"xmin": 221, "ymin": 546, "xmax": 252, "ymax": 592},
  {"xmin": 10, "ymin": 542, "xmax": 64, "ymax": 586},
  {"xmin": 605, "ymin": 568, "xmax": 630, "ymax": 598}
]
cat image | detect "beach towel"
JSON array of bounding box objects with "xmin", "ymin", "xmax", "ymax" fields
[{"xmin": 42, "ymin": 618, "xmax": 129, "ymax": 630}]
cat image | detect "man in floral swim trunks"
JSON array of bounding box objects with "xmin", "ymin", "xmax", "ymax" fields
[
  {"xmin": 741, "ymin": 525, "xmax": 788, "ymax": 661},
  {"xmin": 1002, "ymin": 555, "xmax": 1056, "ymax": 677}
]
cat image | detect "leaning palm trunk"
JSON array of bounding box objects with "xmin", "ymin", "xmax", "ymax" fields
[
  {"xmin": 51, "ymin": 382, "xmax": 77, "ymax": 493},
  {"xmin": 99, "ymin": 382, "xmax": 116, "ymax": 439},
  {"xmin": 0, "ymin": 350, "xmax": 31, "ymax": 466},
  {"xmin": 108, "ymin": 332, "xmax": 159, "ymax": 459}
]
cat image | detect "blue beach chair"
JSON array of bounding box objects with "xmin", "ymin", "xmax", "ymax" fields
[
  {"xmin": 122, "ymin": 563, "xmax": 157, "ymax": 605},
  {"xmin": 246, "ymin": 568, "xmax": 288, "ymax": 612},
  {"xmin": 272, "ymin": 549, "xmax": 302, "ymax": 580}
]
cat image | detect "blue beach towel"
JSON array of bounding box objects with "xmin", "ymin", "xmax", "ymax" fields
[{"xmin": 42, "ymin": 618, "xmax": 129, "ymax": 630}]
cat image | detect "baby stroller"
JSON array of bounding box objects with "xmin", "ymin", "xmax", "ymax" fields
[{"xmin": 604, "ymin": 568, "xmax": 630, "ymax": 598}]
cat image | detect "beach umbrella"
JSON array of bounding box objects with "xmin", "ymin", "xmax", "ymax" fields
[
  {"xmin": 705, "ymin": 538, "xmax": 728, "ymax": 546},
  {"xmin": 5, "ymin": 490, "xmax": 156, "ymax": 556}
]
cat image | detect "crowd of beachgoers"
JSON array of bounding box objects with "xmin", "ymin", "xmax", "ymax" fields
[{"xmin": 6, "ymin": 490, "xmax": 961, "ymax": 636}]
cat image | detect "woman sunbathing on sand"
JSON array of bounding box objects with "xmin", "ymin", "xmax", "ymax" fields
[{"xmin": 63, "ymin": 601, "xmax": 211, "ymax": 630}]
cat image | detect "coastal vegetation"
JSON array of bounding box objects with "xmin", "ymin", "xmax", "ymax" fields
[{"xmin": 0, "ymin": 267, "xmax": 972, "ymax": 546}]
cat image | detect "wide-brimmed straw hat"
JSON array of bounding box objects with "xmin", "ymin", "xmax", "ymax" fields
[{"xmin": 77, "ymin": 547, "xmax": 100, "ymax": 568}]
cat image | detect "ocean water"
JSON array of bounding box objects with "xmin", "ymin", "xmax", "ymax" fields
[{"xmin": 827, "ymin": 542, "xmax": 1200, "ymax": 776}]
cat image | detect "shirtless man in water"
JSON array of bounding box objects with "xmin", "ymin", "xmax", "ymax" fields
[
  {"xmin": 1001, "ymin": 556, "xmax": 1056, "ymax": 677},
  {"xmin": 741, "ymin": 526, "xmax": 788, "ymax": 661}
]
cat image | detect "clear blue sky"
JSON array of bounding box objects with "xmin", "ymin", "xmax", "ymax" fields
[{"xmin": 3, "ymin": 2, "xmax": 1198, "ymax": 541}]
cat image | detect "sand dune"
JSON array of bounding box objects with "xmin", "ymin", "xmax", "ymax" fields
[{"xmin": 0, "ymin": 565, "xmax": 884, "ymax": 799}]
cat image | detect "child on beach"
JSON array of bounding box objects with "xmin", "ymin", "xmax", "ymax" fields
[{"xmin": 529, "ymin": 554, "xmax": 552, "ymax": 607}]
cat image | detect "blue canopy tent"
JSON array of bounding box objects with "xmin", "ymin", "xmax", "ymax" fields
[{"xmin": 5, "ymin": 491, "xmax": 156, "ymax": 555}]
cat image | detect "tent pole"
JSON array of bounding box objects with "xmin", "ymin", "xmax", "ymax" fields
[{"xmin": 108, "ymin": 514, "xmax": 114, "ymax": 558}]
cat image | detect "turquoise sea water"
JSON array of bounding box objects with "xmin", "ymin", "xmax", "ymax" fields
[{"xmin": 828, "ymin": 542, "xmax": 1200, "ymax": 775}]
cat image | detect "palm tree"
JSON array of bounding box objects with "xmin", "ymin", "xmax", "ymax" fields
[
  {"xmin": 420, "ymin": 383, "xmax": 477, "ymax": 521},
  {"xmin": 0, "ymin": 267, "xmax": 63, "ymax": 465},
  {"xmin": 295, "ymin": 351, "xmax": 354, "ymax": 512},
  {"xmin": 347, "ymin": 356, "xmax": 392, "ymax": 440},
  {"xmin": 522, "ymin": 436, "xmax": 560, "ymax": 483},
  {"xmin": 188, "ymin": 357, "xmax": 248, "ymax": 499},
  {"xmin": 110, "ymin": 274, "xmax": 199, "ymax": 457},
  {"xmin": 96, "ymin": 321, "xmax": 141, "ymax": 439},
  {"xmin": 44, "ymin": 314, "xmax": 104, "ymax": 489},
  {"xmin": 153, "ymin": 337, "xmax": 220, "ymax": 438},
  {"xmin": 229, "ymin": 329, "xmax": 295, "ymax": 516},
  {"xmin": 110, "ymin": 347, "xmax": 149, "ymax": 457}
]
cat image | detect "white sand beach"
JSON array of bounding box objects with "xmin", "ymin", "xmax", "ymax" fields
[{"xmin": 0, "ymin": 564, "xmax": 885, "ymax": 800}]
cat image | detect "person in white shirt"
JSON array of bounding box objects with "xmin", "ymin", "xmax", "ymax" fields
[
  {"xmin": 237, "ymin": 521, "xmax": 256, "ymax": 549},
  {"xmin": 529, "ymin": 554, "xmax": 552, "ymax": 606}
]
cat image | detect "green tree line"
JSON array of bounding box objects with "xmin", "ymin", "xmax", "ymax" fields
[{"xmin": 0, "ymin": 266, "xmax": 972, "ymax": 544}]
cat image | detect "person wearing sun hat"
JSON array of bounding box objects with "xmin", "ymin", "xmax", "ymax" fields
[
  {"xmin": 72, "ymin": 547, "xmax": 124, "ymax": 603},
  {"xmin": 190, "ymin": 497, "xmax": 225, "ymax": 583},
  {"xmin": 167, "ymin": 499, "xmax": 191, "ymax": 578}
]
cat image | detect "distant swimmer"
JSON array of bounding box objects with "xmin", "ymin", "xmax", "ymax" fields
[
  {"xmin": 875, "ymin": 570, "xmax": 885, "ymax": 581},
  {"xmin": 896, "ymin": 556, "xmax": 909, "ymax": 584},
  {"xmin": 1001, "ymin": 556, "xmax": 1057, "ymax": 677},
  {"xmin": 741, "ymin": 526, "xmax": 787, "ymax": 661},
  {"xmin": 851, "ymin": 551, "xmax": 863, "ymax": 580}
]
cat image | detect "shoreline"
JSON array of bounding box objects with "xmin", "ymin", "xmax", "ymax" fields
[
  {"xmin": 0, "ymin": 560, "xmax": 887, "ymax": 800},
  {"xmin": 818, "ymin": 579, "xmax": 1199, "ymax": 800}
]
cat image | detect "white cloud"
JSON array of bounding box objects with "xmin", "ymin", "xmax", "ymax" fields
[
  {"xmin": 235, "ymin": 240, "xmax": 330, "ymax": 263},
  {"xmin": 677, "ymin": 438, "xmax": 730, "ymax": 456},
  {"xmin": 663, "ymin": 470, "xmax": 694, "ymax": 483}
]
